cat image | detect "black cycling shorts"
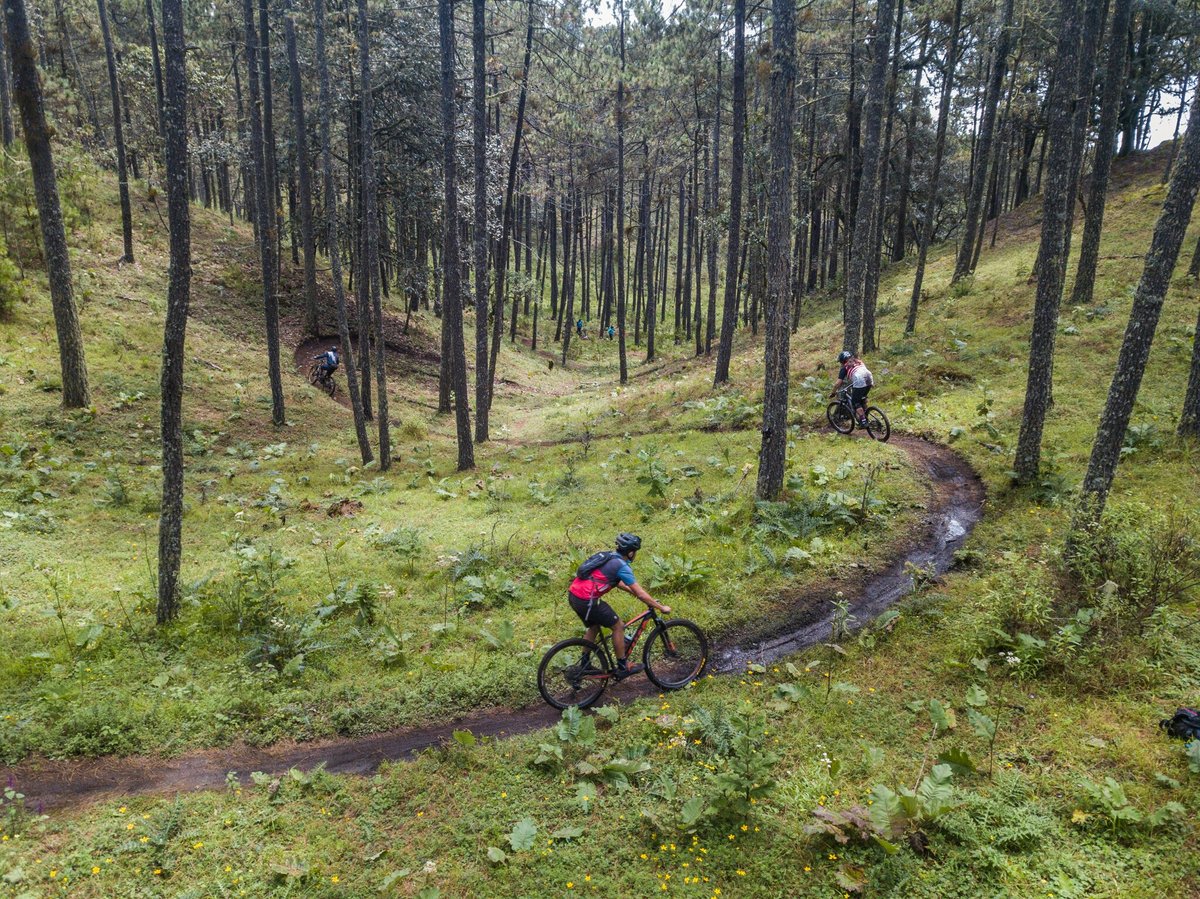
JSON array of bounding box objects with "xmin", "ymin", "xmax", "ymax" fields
[
  {"xmin": 851, "ymin": 385, "xmax": 871, "ymax": 407},
  {"xmin": 568, "ymin": 593, "xmax": 619, "ymax": 628}
]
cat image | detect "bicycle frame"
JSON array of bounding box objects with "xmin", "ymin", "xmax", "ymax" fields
[{"xmin": 583, "ymin": 608, "xmax": 669, "ymax": 680}]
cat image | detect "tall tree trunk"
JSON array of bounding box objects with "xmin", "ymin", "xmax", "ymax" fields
[
  {"xmin": 862, "ymin": 0, "xmax": 904, "ymax": 353},
  {"xmin": 561, "ymin": 178, "xmax": 577, "ymax": 365},
  {"xmin": 1076, "ymin": 97, "xmax": 1200, "ymax": 519},
  {"xmin": 285, "ymin": 12, "xmax": 318, "ymax": 337},
  {"xmin": 155, "ymin": 0, "xmax": 188, "ymax": 623},
  {"xmin": 710, "ymin": 0, "xmax": 739, "ymax": 381},
  {"xmin": 259, "ymin": 0, "xmax": 281, "ymax": 279},
  {"xmin": 314, "ymin": 0, "xmax": 371, "ymax": 465},
  {"xmin": 498, "ymin": 0, "xmax": 535, "ymax": 367},
  {"xmin": 757, "ymin": 0, "xmax": 795, "ymax": 500},
  {"xmin": 1012, "ymin": 0, "xmax": 1082, "ymax": 484},
  {"xmin": 843, "ymin": 0, "xmax": 896, "ymax": 351},
  {"xmin": 5, "ymin": 0, "xmax": 90, "ymax": 406},
  {"xmin": 906, "ymin": 0, "xmax": 962, "ymax": 334},
  {"xmin": 356, "ymin": 0, "xmax": 390, "ymax": 469},
  {"xmin": 706, "ymin": 48, "xmax": 721, "ymax": 356},
  {"xmin": 952, "ymin": 0, "xmax": 1015, "ymax": 283},
  {"xmin": 96, "ymin": 0, "xmax": 133, "ymax": 262},
  {"xmin": 1070, "ymin": 0, "xmax": 1134, "ymax": 308},
  {"xmin": 438, "ymin": 0, "xmax": 475, "ymax": 470},
  {"xmin": 616, "ymin": 0, "xmax": 628, "ymax": 382},
  {"xmin": 894, "ymin": 17, "xmax": 930, "ymax": 260},
  {"xmin": 0, "ymin": 8, "xmax": 13, "ymax": 146},
  {"xmin": 472, "ymin": 0, "xmax": 490, "ymax": 441},
  {"xmin": 144, "ymin": 0, "xmax": 164, "ymax": 140},
  {"xmin": 242, "ymin": 0, "xmax": 284, "ymax": 425}
]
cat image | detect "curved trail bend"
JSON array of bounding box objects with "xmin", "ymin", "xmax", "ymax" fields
[{"xmin": 5, "ymin": 436, "xmax": 982, "ymax": 812}]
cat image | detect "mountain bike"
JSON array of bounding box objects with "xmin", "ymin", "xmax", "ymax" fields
[
  {"xmin": 537, "ymin": 608, "xmax": 709, "ymax": 710},
  {"xmin": 827, "ymin": 386, "xmax": 890, "ymax": 442},
  {"xmin": 308, "ymin": 361, "xmax": 336, "ymax": 398}
]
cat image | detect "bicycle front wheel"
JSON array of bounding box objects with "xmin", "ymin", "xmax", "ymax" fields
[
  {"xmin": 827, "ymin": 401, "xmax": 854, "ymax": 434},
  {"xmin": 538, "ymin": 638, "xmax": 610, "ymax": 710},
  {"xmin": 864, "ymin": 406, "xmax": 890, "ymax": 442},
  {"xmin": 643, "ymin": 620, "xmax": 709, "ymax": 691}
]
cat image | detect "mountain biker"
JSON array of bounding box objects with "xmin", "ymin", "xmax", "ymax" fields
[
  {"xmin": 568, "ymin": 533, "xmax": 671, "ymax": 679},
  {"xmin": 832, "ymin": 349, "xmax": 873, "ymax": 426},
  {"xmin": 314, "ymin": 346, "xmax": 340, "ymax": 379},
  {"xmin": 606, "ymin": 325, "xmax": 615, "ymax": 340},
  {"xmin": 576, "ymin": 318, "xmax": 585, "ymax": 337}
]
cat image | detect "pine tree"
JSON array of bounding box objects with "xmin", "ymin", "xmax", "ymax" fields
[
  {"xmin": 155, "ymin": 0, "xmax": 189, "ymax": 623},
  {"xmin": 4, "ymin": 0, "xmax": 90, "ymax": 407},
  {"xmin": 756, "ymin": 0, "xmax": 796, "ymax": 500}
]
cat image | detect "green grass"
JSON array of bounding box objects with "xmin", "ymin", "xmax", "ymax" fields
[{"xmin": 1, "ymin": 144, "xmax": 1199, "ymax": 897}]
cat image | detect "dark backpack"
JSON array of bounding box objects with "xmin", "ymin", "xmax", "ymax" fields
[
  {"xmin": 575, "ymin": 551, "xmax": 618, "ymax": 580},
  {"xmin": 1159, "ymin": 707, "xmax": 1200, "ymax": 741}
]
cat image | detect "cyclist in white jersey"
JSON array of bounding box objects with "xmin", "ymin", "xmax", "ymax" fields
[{"xmin": 832, "ymin": 350, "xmax": 874, "ymax": 426}]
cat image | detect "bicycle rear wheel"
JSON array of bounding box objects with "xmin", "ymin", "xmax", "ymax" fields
[
  {"xmin": 827, "ymin": 401, "xmax": 854, "ymax": 434},
  {"xmin": 538, "ymin": 638, "xmax": 610, "ymax": 710},
  {"xmin": 643, "ymin": 620, "xmax": 709, "ymax": 691},
  {"xmin": 864, "ymin": 406, "xmax": 890, "ymax": 442}
]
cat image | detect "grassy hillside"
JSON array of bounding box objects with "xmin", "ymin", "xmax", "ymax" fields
[{"xmin": 1, "ymin": 143, "xmax": 1199, "ymax": 897}]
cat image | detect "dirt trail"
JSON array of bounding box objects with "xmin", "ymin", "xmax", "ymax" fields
[{"xmin": 4, "ymin": 435, "xmax": 982, "ymax": 813}]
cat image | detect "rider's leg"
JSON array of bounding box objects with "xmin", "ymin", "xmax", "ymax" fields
[{"xmin": 611, "ymin": 619, "xmax": 626, "ymax": 662}]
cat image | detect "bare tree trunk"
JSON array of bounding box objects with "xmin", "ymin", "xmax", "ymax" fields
[
  {"xmin": 259, "ymin": 0, "xmax": 281, "ymax": 280},
  {"xmin": 0, "ymin": 9, "xmax": 14, "ymax": 146},
  {"xmin": 843, "ymin": 0, "xmax": 896, "ymax": 351},
  {"xmin": 144, "ymin": 0, "xmax": 164, "ymax": 140},
  {"xmin": 706, "ymin": 47, "xmax": 721, "ymax": 356},
  {"xmin": 355, "ymin": 0, "xmax": 390, "ymax": 469},
  {"xmin": 1077, "ymin": 97, "xmax": 1200, "ymax": 516},
  {"xmin": 5, "ymin": 0, "xmax": 90, "ymax": 406},
  {"xmin": 894, "ymin": 17, "xmax": 930, "ymax": 260},
  {"xmin": 1071, "ymin": 0, "xmax": 1134, "ymax": 308},
  {"xmin": 438, "ymin": 0, "xmax": 474, "ymax": 469},
  {"xmin": 952, "ymin": 0, "xmax": 1015, "ymax": 283},
  {"xmin": 561, "ymin": 178, "xmax": 577, "ymax": 365},
  {"xmin": 1013, "ymin": 0, "xmax": 1082, "ymax": 484},
  {"xmin": 242, "ymin": 0, "xmax": 284, "ymax": 426},
  {"xmin": 757, "ymin": 0, "xmax": 795, "ymax": 500},
  {"xmin": 616, "ymin": 0, "xmax": 629, "ymax": 382},
  {"xmin": 496, "ymin": 0, "xmax": 535, "ymax": 381},
  {"xmin": 285, "ymin": 12, "xmax": 318, "ymax": 337},
  {"xmin": 314, "ymin": 0, "xmax": 371, "ymax": 465},
  {"xmin": 156, "ymin": 0, "xmax": 188, "ymax": 623},
  {"xmin": 906, "ymin": 0, "xmax": 962, "ymax": 334},
  {"xmin": 472, "ymin": 0, "xmax": 490, "ymax": 441},
  {"xmin": 96, "ymin": 0, "xmax": 133, "ymax": 261}
]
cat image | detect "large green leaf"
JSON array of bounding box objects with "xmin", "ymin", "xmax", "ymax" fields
[{"xmin": 508, "ymin": 818, "xmax": 538, "ymax": 852}]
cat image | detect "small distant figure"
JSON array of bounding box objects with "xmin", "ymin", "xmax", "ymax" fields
[
  {"xmin": 606, "ymin": 325, "xmax": 615, "ymax": 340},
  {"xmin": 576, "ymin": 318, "xmax": 584, "ymax": 337},
  {"xmin": 548, "ymin": 358, "xmax": 555, "ymax": 371}
]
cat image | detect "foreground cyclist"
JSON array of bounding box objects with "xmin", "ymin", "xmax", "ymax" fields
[
  {"xmin": 831, "ymin": 349, "xmax": 873, "ymax": 426},
  {"xmin": 568, "ymin": 533, "xmax": 671, "ymax": 679}
]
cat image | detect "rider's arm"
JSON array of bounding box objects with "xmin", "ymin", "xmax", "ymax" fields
[{"xmin": 619, "ymin": 580, "xmax": 671, "ymax": 614}]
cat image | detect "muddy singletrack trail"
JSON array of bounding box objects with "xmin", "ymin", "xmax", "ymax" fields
[{"xmin": 4, "ymin": 435, "xmax": 983, "ymax": 813}]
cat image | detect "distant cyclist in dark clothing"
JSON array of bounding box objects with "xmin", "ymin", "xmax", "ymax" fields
[
  {"xmin": 568, "ymin": 533, "xmax": 671, "ymax": 679},
  {"xmin": 314, "ymin": 346, "xmax": 340, "ymax": 377}
]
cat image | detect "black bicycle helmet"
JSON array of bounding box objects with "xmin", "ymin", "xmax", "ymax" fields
[
  {"xmin": 838, "ymin": 350, "xmax": 853, "ymax": 363},
  {"xmin": 615, "ymin": 532, "xmax": 642, "ymax": 554}
]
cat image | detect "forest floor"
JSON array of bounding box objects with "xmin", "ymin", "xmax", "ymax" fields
[{"xmin": 0, "ymin": 142, "xmax": 1199, "ymax": 897}]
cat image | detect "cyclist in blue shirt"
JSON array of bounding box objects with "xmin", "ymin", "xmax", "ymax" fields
[{"xmin": 567, "ymin": 533, "xmax": 671, "ymax": 678}]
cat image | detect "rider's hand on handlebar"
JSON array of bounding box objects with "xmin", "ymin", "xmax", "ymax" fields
[{"xmin": 657, "ymin": 603, "xmax": 672, "ymax": 614}]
